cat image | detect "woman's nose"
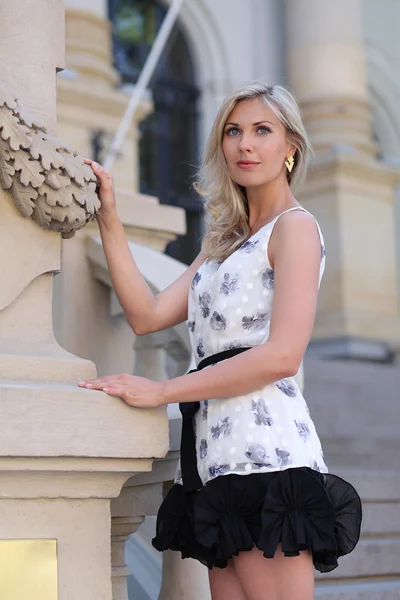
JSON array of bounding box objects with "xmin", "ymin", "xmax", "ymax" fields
[{"xmin": 238, "ymin": 133, "xmax": 253, "ymax": 153}]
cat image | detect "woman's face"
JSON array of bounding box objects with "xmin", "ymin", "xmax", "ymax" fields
[{"xmin": 222, "ymin": 98, "xmax": 294, "ymax": 189}]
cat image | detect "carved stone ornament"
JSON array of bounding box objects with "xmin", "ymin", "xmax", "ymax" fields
[{"xmin": 0, "ymin": 87, "xmax": 101, "ymax": 238}]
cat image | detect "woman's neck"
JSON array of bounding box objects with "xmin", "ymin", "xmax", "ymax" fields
[{"xmin": 246, "ymin": 178, "xmax": 297, "ymax": 230}]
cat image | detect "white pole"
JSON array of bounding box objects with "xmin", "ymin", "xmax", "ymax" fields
[{"xmin": 103, "ymin": 0, "xmax": 184, "ymax": 171}]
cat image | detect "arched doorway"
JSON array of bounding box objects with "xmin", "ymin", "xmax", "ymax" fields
[{"xmin": 108, "ymin": 0, "xmax": 202, "ymax": 264}]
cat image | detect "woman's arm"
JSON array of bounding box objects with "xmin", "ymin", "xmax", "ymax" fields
[
  {"xmin": 87, "ymin": 160, "xmax": 206, "ymax": 336},
  {"xmin": 163, "ymin": 210, "xmax": 321, "ymax": 404},
  {"xmin": 80, "ymin": 211, "xmax": 322, "ymax": 407},
  {"xmin": 97, "ymin": 209, "xmax": 205, "ymax": 335}
]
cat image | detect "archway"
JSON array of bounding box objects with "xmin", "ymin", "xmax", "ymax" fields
[{"xmin": 108, "ymin": 0, "xmax": 202, "ymax": 264}]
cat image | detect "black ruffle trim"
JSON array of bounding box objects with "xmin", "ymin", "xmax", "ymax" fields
[{"xmin": 152, "ymin": 467, "xmax": 362, "ymax": 572}]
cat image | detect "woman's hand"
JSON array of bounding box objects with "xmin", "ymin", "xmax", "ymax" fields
[
  {"xmin": 83, "ymin": 158, "xmax": 117, "ymax": 218},
  {"xmin": 78, "ymin": 373, "xmax": 166, "ymax": 408}
]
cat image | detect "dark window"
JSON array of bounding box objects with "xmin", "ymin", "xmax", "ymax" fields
[{"xmin": 109, "ymin": 0, "xmax": 202, "ymax": 264}]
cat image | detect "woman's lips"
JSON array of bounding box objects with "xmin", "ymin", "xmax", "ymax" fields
[{"xmin": 236, "ymin": 161, "xmax": 261, "ymax": 169}]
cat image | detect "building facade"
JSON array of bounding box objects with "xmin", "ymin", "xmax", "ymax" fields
[{"xmin": 18, "ymin": 0, "xmax": 400, "ymax": 600}]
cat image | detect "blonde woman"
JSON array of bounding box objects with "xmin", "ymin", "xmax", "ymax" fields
[{"xmin": 80, "ymin": 83, "xmax": 362, "ymax": 600}]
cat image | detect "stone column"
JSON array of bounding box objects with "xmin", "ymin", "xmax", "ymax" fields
[
  {"xmin": 0, "ymin": 2, "xmax": 168, "ymax": 599},
  {"xmin": 0, "ymin": 0, "xmax": 92, "ymax": 384},
  {"xmin": 285, "ymin": 0, "xmax": 400, "ymax": 361},
  {"xmin": 158, "ymin": 552, "xmax": 212, "ymax": 600},
  {"xmin": 111, "ymin": 516, "xmax": 144, "ymax": 600}
]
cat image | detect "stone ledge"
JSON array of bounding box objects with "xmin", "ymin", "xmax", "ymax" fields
[
  {"xmin": 0, "ymin": 462, "xmax": 151, "ymax": 499},
  {"xmin": 0, "ymin": 382, "xmax": 169, "ymax": 459}
]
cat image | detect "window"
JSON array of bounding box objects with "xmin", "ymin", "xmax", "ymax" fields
[{"xmin": 109, "ymin": 0, "xmax": 202, "ymax": 264}]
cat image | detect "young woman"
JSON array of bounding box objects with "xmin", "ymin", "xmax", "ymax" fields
[{"xmin": 80, "ymin": 83, "xmax": 362, "ymax": 600}]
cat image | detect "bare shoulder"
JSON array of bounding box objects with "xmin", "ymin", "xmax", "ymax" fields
[{"xmin": 268, "ymin": 209, "xmax": 321, "ymax": 268}]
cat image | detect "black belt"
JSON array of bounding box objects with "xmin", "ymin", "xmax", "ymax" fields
[{"xmin": 179, "ymin": 346, "xmax": 252, "ymax": 491}]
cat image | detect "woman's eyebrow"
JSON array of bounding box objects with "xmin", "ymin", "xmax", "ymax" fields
[{"xmin": 224, "ymin": 120, "xmax": 275, "ymax": 127}]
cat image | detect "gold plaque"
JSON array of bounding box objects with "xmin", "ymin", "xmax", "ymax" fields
[{"xmin": 0, "ymin": 540, "xmax": 57, "ymax": 600}]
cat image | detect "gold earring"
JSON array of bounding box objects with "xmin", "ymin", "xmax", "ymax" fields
[{"xmin": 285, "ymin": 156, "xmax": 294, "ymax": 172}]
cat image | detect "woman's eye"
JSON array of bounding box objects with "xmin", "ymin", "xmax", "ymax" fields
[
  {"xmin": 226, "ymin": 127, "xmax": 240, "ymax": 136},
  {"xmin": 257, "ymin": 126, "xmax": 271, "ymax": 134}
]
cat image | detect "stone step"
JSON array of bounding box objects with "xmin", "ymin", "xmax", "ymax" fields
[
  {"xmin": 315, "ymin": 579, "xmax": 400, "ymax": 600},
  {"xmin": 361, "ymin": 502, "xmax": 400, "ymax": 536},
  {"xmin": 315, "ymin": 538, "xmax": 400, "ymax": 580},
  {"xmin": 327, "ymin": 467, "xmax": 400, "ymax": 502}
]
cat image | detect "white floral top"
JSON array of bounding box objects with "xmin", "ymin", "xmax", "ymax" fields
[{"xmin": 176, "ymin": 207, "xmax": 328, "ymax": 486}]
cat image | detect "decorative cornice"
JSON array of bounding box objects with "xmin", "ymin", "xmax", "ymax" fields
[{"xmin": 0, "ymin": 86, "xmax": 100, "ymax": 238}]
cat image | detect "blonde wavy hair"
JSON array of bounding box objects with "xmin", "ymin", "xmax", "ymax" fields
[{"xmin": 196, "ymin": 83, "xmax": 312, "ymax": 263}]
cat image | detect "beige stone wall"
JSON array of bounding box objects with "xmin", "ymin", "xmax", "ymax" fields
[{"xmin": 0, "ymin": 2, "xmax": 172, "ymax": 599}]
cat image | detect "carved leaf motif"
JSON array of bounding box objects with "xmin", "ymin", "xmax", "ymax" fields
[
  {"xmin": 55, "ymin": 170, "xmax": 73, "ymax": 190},
  {"xmin": 32, "ymin": 194, "xmax": 52, "ymax": 225},
  {"xmin": 70, "ymin": 181, "xmax": 100, "ymax": 215},
  {"xmin": 0, "ymin": 106, "xmax": 31, "ymax": 150},
  {"xmin": 0, "ymin": 154, "xmax": 15, "ymax": 189},
  {"xmin": 60, "ymin": 151, "xmax": 96, "ymax": 186},
  {"xmin": 38, "ymin": 182, "xmax": 69, "ymax": 208},
  {"xmin": 0, "ymin": 90, "xmax": 17, "ymax": 110},
  {"xmin": 29, "ymin": 131, "xmax": 65, "ymax": 170},
  {"xmin": 52, "ymin": 201, "xmax": 86, "ymax": 224},
  {"xmin": 13, "ymin": 152, "xmax": 46, "ymax": 188},
  {"xmin": 70, "ymin": 182, "xmax": 86, "ymax": 206},
  {"xmin": 10, "ymin": 180, "xmax": 38, "ymax": 217},
  {"xmin": 85, "ymin": 182, "xmax": 101, "ymax": 215},
  {"xmin": 45, "ymin": 171, "xmax": 61, "ymax": 190},
  {"xmin": 0, "ymin": 91, "xmax": 100, "ymax": 238}
]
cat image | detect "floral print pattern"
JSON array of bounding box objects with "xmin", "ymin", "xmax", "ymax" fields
[
  {"xmin": 261, "ymin": 268, "xmax": 274, "ymax": 290},
  {"xmin": 211, "ymin": 417, "xmax": 233, "ymax": 440},
  {"xmin": 210, "ymin": 311, "xmax": 227, "ymax": 331},
  {"xmin": 276, "ymin": 379, "xmax": 297, "ymax": 398},
  {"xmin": 191, "ymin": 271, "xmax": 202, "ymax": 290},
  {"xmin": 201, "ymin": 400, "xmax": 208, "ymax": 421},
  {"xmin": 251, "ymin": 399, "xmax": 273, "ymax": 426},
  {"xmin": 242, "ymin": 312, "xmax": 268, "ymax": 332},
  {"xmin": 239, "ymin": 239, "xmax": 260, "ymax": 254},
  {"xmin": 220, "ymin": 273, "xmax": 240, "ymax": 295},
  {"xmin": 196, "ymin": 339, "xmax": 205, "ymax": 358},
  {"xmin": 222, "ymin": 340, "xmax": 245, "ymax": 351},
  {"xmin": 295, "ymin": 420, "xmax": 311, "ymax": 441},
  {"xmin": 199, "ymin": 292, "xmax": 211, "ymax": 318},
  {"xmin": 276, "ymin": 448, "xmax": 292, "ymax": 468},
  {"xmin": 177, "ymin": 206, "xmax": 328, "ymax": 486},
  {"xmin": 209, "ymin": 461, "xmax": 230, "ymax": 478},
  {"xmin": 200, "ymin": 439, "xmax": 208, "ymax": 459},
  {"xmin": 245, "ymin": 443, "xmax": 274, "ymax": 467}
]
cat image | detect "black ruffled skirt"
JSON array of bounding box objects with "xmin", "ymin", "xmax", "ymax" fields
[{"xmin": 152, "ymin": 467, "xmax": 362, "ymax": 572}]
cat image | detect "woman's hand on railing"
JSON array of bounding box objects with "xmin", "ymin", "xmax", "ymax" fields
[{"xmin": 78, "ymin": 373, "xmax": 166, "ymax": 408}]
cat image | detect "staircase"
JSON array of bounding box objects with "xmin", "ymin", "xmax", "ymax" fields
[{"xmin": 305, "ymin": 358, "xmax": 400, "ymax": 599}]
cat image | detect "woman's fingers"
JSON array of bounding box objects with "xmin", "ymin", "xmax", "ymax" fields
[
  {"xmin": 78, "ymin": 374, "xmax": 127, "ymax": 389},
  {"xmin": 103, "ymin": 386, "xmax": 123, "ymax": 396},
  {"xmin": 78, "ymin": 377, "xmax": 110, "ymax": 388},
  {"xmin": 83, "ymin": 159, "xmax": 113, "ymax": 186}
]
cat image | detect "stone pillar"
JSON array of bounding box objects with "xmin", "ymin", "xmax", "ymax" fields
[
  {"xmin": 0, "ymin": 2, "xmax": 168, "ymax": 599},
  {"xmin": 285, "ymin": 0, "xmax": 375, "ymax": 157},
  {"xmin": 285, "ymin": 0, "xmax": 400, "ymax": 361},
  {"xmin": 111, "ymin": 516, "xmax": 144, "ymax": 600},
  {"xmin": 158, "ymin": 552, "xmax": 211, "ymax": 600}
]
